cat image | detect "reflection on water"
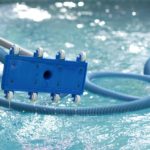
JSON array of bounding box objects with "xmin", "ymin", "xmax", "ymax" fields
[
  {"xmin": 13, "ymin": 3, "xmax": 51, "ymax": 22},
  {"xmin": 0, "ymin": 0, "xmax": 150, "ymax": 149}
]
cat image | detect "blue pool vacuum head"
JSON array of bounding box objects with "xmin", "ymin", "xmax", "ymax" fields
[{"xmin": 1, "ymin": 46, "xmax": 87, "ymax": 102}]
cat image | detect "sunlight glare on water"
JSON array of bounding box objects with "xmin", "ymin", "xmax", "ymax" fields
[{"xmin": 0, "ymin": 0, "xmax": 150, "ymax": 149}]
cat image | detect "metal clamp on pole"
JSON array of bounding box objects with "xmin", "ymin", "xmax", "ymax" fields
[{"xmin": 0, "ymin": 37, "xmax": 32, "ymax": 56}]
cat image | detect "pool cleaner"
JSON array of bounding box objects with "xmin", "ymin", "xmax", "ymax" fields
[
  {"xmin": 0, "ymin": 37, "xmax": 150, "ymax": 115},
  {"xmin": 1, "ymin": 45, "xmax": 87, "ymax": 103}
]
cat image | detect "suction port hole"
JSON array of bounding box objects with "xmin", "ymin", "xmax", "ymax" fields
[{"xmin": 43, "ymin": 70, "xmax": 52, "ymax": 80}]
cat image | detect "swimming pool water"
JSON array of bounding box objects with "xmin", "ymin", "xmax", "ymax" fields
[{"xmin": 0, "ymin": 1, "xmax": 150, "ymax": 149}]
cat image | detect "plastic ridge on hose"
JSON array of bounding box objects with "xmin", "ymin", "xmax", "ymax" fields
[{"xmin": 85, "ymin": 72, "xmax": 150, "ymax": 101}]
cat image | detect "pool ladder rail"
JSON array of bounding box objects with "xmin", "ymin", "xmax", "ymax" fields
[{"xmin": 2, "ymin": 45, "xmax": 87, "ymax": 104}]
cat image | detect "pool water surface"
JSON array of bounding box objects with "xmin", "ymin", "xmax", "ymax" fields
[{"xmin": 0, "ymin": 1, "xmax": 150, "ymax": 149}]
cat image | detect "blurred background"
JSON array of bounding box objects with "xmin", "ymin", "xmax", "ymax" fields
[{"xmin": 0, "ymin": 0, "xmax": 150, "ymax": 149}]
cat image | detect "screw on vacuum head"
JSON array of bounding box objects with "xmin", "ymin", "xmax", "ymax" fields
[
  {"xmin": 51, "ymin": 93, "xmax": 60, "ymax": 103},
  {"xmin": 5, "ymin": 91, "xmax": 14, "ymax": 100},
  {"xmin": 10, "ymin": 45, "xmax": 20, "ymax": 55},
  {"xmin": 77, "ymin": 51, "xmax": 86, "ymax": 62},
  {"xmin": 34, "ymin": 47, "xmax": 44, "ymax": 57},
  {"xmin": 72, "ymin": 94, "xmax": 80, "ymax": 104},
  {"xmin": 56, "ymin": 50, "xmax": 65, "ymax": 60},
  {"xmin": 29, "ymin": 92, "xmax": 38, "ymax": 101}
]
